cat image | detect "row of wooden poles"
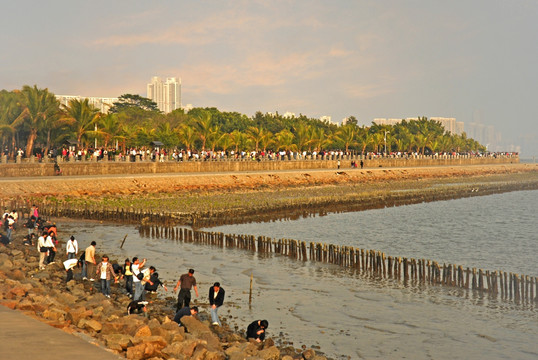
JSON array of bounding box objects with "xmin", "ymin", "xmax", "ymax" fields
[
  {"xmin": 138, "ymin": 224, "xmax": 537, "ymax": 305},
  {"xmin": 3, "ymin": 199, "xmax": 536, "ymax": 304}
]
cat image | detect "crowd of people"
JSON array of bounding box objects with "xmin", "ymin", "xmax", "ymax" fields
[{"xmin": 0, "ymin": 214, "xmax": 268, "ymax": 341}]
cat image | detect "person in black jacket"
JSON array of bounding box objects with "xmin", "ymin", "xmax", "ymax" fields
[
  {"xmin": 145, "ymin": 266, "xmax": 168, "ymax": 293},
  {"xmin": 246, "ymin": 319, "xmax": 268, "ymax": 342},
  {"xmin": 209, "ymin": 282, "xmax": 225, "ymax": 326}
]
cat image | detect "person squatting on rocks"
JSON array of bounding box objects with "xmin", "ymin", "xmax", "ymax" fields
[
  {"xmin": 132, "ymin": 257, "xmax": 147, "ymax": 301},
  {"xmin": 173, "ymin": 306, "xmax": 198, "ymax": 326},
  {"xmin": 96, "ymin": 255, "xmax": 118, "ymax": 298},
  {"xmin": 127, "ymin": 300, "xmax": 148, "ymax": 316},
  {"xmin": 174, "ymin": 268, "xmax": 199, "ymax": 310},
  {"xmin": 247, "ymin": 320, "xmax": 269, "ymax": 342},
  {"xmin": 209, "ymin": 282, "xmax": 225, "ymax": 326},
  {"xmin": 66, "ymin": 235, "xmax": 78, "ymax": 259},
  {"xmin": 63, "ymin": 258, "xmax": 78, "ymax": 283},
  {"xmin": 144, "ymin": 266, "xmax": 168, "ymax": 294},
  {"xmin": 82, "ymin": 241, "xmax": 96, "ymax": 281}
]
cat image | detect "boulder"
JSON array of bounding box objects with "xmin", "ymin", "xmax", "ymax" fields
[
  {"xmin": 302, "ymin": 349, "xmax": 316, "ymax": 359},
  {"xmin": 181, "ymin": 316, "xmax": 221, "ymax": 351},
  {"xmin": 133, "ymin": 324, "xmax": 152, "ymax": 338},
  {"xmin": 66, "ymin": 307, "xmax": 93, "ymax": 324},
  {"xmin": 258, "ymin": 346, "xmax": 280, "ymax": 360},
  {"xmin": 84, "ymin": 319, "xmax": 103, "ymax": 332},
  {"xmin": 103, "ymin": 333, "xmax": 134, "ymax": 350}
]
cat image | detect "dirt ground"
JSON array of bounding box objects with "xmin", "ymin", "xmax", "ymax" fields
[{"xmin": 1, "ymin": 163, "xmax": 537, "ymax": 200}]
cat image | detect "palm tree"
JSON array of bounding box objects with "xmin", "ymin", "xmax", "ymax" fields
[
  {"xmin": 194, "ymin": 111, "xmax": 213, "ymax": 151},
  {"xmin": 177, "ymin": 124, "xmax": 197, "ymax": 151},
  {"xmin": 333, "ymin": 124, "xmax": 359, "ymax": 153},
  {"xmin": 309, "ymin": 127, "xmax": 328, "ymax": 153},
  {"xmin": 14, "ymin": 85, "xmax": 60, "ymax": 156},
  {"xmin": 230, "ymin": 130, "xmax": 248, "ymax": 153},
  {"xmin": 358, "ymin": 132, "xmax": 374, "ymax": 154},
  {"xmin": 293, "ymin": 123, "xmax": 311, "ymax": 152},
  {"xmin": 98, "ymin": 113, "xmax": 123, "ymax": 148},
  {"xmin": 275, "ymin": 129, "xmax": 298, "ymax": 152},
  {"xmin": 246, "ymin": 126, "xmax": 272, "ymax": 153},
  {"xmin": 63, "ymin": 98, "xmax": 100, "ymax": 147}
]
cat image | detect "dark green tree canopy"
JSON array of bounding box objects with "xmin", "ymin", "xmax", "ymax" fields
[{"xmin": 109, "ymin": 94, "xmax": 160, "ymax": 113}]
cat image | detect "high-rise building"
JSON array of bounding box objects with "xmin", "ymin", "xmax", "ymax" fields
[
  {"xmin": 147, "ymin": 76, "xmax": 181, "ymax": 113},
  {"xmin": 55, "ymin": 95, "xmax": 118, "ymax": 114}
]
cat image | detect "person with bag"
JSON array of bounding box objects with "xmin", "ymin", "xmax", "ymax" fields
[
  {"xmin": 66, "ymin": 236, "xmax": 78, "ymax": 259},
  {"xmin": 44, "ymin": 233, "xmax": 56, "ymax": 264},
  {"xmin": 131, "ymin": 257, "xmax": 147, "ymax": 301},
  {"xmin": 37, "ymin": 231, "xmax": 48, "ymax": 270}
]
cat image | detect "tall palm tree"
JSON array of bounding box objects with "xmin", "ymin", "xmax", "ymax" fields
[
  {"xmin": 230, "ymin": 130, "xmax": 248, "ymax": 153},
  {"xmin": 246, "ymin": 126, "xmax": 272, "ymax": 153},
  {"xmin": 177, "ymin": 124, "xmax": 197, "ymax": 151},
  {"xmin": 98, "ymin": 113, "xmax": 123, "ymax": 148},
  {"xmin": 333, "ymin": 124, "xmax": 359, "ymax": 153},
  {"xmin": 195, "ymin": 111, "xmax": 213, "ymax": 151},
  {"xmin": 63, "ymin": 98, "xmax": 100, "ymax": 147},
  {"xmin": 293, "ymin": 123, "xmax": 311, "ymax": 152},
  {"xmin": 14, "ymin": 85, "xmax": 60, "ymax": 156},
  {"xmin": 275, "ymin": 129, "xmax": 298, "ymax": 152}
]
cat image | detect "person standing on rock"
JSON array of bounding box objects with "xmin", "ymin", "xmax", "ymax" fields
[
  {"xmin": 83, "ymin": 241, "xmax": 97, "ymax": 281},
  {"xmin": 123, "ymin": 258, "xmax": 134, "ymax": 297},
  {"xmin": 96, "ymin": 255, "xmax": 116, "ymax": 298},
  {"xmin": 208, "ymin": 282, "xmax": 225, "ymax": 326},
  {"xmin": 246, "ymin": 320, "xmax": 269, "ymax": 342},
  {"xmin": 132, "ymin": 257, "xmax": 147, "ymax": 301},
  {"xmin": 174, "ymin": 268, "xmax": 199, "ymax": 310},
  {"xmin": 37, "ymin": 231, "xmax": 48, "ymax": 270},
  {"xmin": 45, "ymin": 232, "xmax": 56, "ymax": 265},
  {"xmin": 66, "ymin": 235, "xmax": 78, "ymax": 260}
]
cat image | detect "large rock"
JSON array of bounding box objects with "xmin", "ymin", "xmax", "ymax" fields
[
  {"xmin": 66, "ymin": 307, "xmax": 93, "ymax": 324},
  {"xmin": 133, "ymin": 324, "xmax": 152, "ymax": 338},
  {"xmin": 181, "ymin": 316, "xmax": 222, "ymax": 351},
  {"xmin": 258, "ymin": 346, "xmax": 280, "ymax": 360},
  {"xmin": 84, "ymin": 319, "xmax": 103, "ymax": 332},
  {"xmin": 103, "ymin": 333, "xmax": 134, "ymax": 351}
]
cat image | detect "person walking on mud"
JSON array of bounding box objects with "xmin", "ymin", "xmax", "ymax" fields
[{"xmin": 174, "ymin": 268, "xmax": 199, "ymax": 310}]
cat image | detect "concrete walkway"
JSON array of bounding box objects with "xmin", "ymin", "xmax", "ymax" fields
[{"xmin": 0, "ymin": 305, "xmax": 122, "ymax": 360}]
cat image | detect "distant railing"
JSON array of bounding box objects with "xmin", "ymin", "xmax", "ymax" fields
[{"xmin": 0, "ymin": 152, "xmax": 520, "ymax": 165}]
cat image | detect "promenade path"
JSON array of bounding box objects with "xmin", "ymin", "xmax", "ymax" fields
[{"xmin": 0, "ymin": 305, "xmax": 122, "ymax": 360}]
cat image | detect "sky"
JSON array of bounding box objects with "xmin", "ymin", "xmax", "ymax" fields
[{"xmin": 1, "ymin": 1, "xmax": 537, "ymax": 156}]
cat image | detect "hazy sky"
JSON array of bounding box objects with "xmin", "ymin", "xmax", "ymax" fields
[{"xmin": 1, "ymin": 1, "xmax": 537, "ymax": 155}]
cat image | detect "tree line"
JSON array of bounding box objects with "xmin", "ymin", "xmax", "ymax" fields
[{"xmin": 0, "ymin": 85, "xmax": 485, "ymax": 158}]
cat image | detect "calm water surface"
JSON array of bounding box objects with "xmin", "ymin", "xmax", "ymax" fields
[{"xmin": 58, "ymin": 190, "xmax": 537, "ymax": 359}]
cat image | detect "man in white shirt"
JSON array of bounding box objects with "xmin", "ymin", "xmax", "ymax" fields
[
  {"xmin": 132, "ymin": 257, "xmax": 147, "ymax": 301},
  {"xmin": 66, "ymin": 235, "xmax": 78, "ymax": 260}
]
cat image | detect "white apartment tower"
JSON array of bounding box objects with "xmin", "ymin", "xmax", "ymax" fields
[{"xmin": 147, "ymin": 76, "xmax": 182, "ymax": 113}]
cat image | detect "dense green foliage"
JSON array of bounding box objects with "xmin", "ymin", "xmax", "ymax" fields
[{"xmin": 0, "ymin": 85, "xmax": 485, "ymax": 157}]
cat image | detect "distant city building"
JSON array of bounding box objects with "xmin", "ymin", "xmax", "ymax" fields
[
  {"xmin": 373, "ymin": 118, "xmax": 402, "ymax": 126},
  {"xmin": 319, "ymin": 115, "xmax": 332, "ymax": 124},
  {"xmin": 283, "ymin": 112, "xmax": 296, "ymax": 119},
  {"xmin": 147, "ymin": 76, "xmax": 182, "ymax": 113},
  {"xmin": 55, "ymin": 95, "xmax": 118, "ymax": 114}
]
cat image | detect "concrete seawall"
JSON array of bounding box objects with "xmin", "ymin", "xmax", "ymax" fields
[{"xmin": 0, "ymin": 156, "xmax": 518, "ymax": 177}]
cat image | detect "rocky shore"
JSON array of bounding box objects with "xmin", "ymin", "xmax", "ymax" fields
[{"xmin": 0, "ymin": 234, "xmax": 326, "ymax": 360}]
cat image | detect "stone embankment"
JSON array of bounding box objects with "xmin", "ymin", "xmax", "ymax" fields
[{"xmin": 0, "ymin": 235, "xmax": 325, "ymax": 360}]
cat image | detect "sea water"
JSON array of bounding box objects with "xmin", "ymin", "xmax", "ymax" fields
[{"xmin": 58, "ymin": 190, "xmax": 538, "ymax": 359}]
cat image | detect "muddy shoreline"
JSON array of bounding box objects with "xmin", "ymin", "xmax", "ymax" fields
[{"xmin": 3, "ymin": 164, "xmax": 536, "ymax": 228}]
